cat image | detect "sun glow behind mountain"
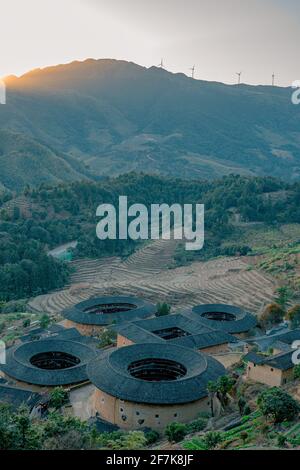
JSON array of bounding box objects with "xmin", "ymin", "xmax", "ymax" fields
[{"xmin": 0, "ymin": 0, "xmax": 299, "ymax": 86}]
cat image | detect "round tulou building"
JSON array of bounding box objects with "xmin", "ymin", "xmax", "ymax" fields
[
  {"xmin": 63, "ymin": 296, "xmax": 157, "ymax": 336},
  {"xmin": 184, "ymin": 303, "xmax": 257, "ymax": 338},
  {"xmin": 87, "ymin": 343, "xmax": 226, "ymax": 430},
  {"xmin": 1, "ymin": 339, "xmax": 96, "ymax": 389}
]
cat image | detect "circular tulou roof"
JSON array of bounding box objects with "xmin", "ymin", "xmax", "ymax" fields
[
  {"xmin": 63, "ymin": 296, "xmax": 156, "ymax": 326},
  {"xmin": 1, "ymin": 339, "xmax": 96, "ymax": 386},
  {"xmin": 87, "ymin": 343, "xmax": 226, "ymax": 405},
  {"xmin": 190, "ymin": 303, "xmax": 257, "ymax": 334}
]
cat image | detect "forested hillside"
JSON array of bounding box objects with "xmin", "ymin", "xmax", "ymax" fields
[{"xmin": 0, "ymin": 173, "xmax": 300, "ymax": 302}]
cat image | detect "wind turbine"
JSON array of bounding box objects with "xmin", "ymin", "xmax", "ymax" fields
[
  {"xmin": 272, "ymin": 73, "xmax": 275, "ymax": 87},
  {"xmin": 190, "ymin": 65, "xmax": 195, "ymax": 79},
  {"xmin": 158, "ymin": 58, "xmax": 164, "ymax": 68},
  {"xmin": 236, "ymin": 71, "xmax": 242, "ymax": 85}
]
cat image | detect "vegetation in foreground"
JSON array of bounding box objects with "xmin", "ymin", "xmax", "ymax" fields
[{"xmin": 1, "ymin": 384, "xmax": 299, "ymax": 451}]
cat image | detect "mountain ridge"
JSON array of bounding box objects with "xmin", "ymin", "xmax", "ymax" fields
[{"xmin": 0, "ymin": 58, "xmax": 299, "ymax": 191}]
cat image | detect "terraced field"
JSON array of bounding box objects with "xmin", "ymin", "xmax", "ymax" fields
[{"xmin": 28, "ymin": 237, "xmax": 277, "ymax": 315}]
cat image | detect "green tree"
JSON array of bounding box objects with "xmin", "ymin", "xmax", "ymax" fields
[
  {"xmin": 277, "ymin": 433, "xmax": 287, "ymax": 448},
  {"xmin": 294, "ymin": 364, "xmax": 300, "ymax": 380},
  {"xmin": 49, "ymin": 387, "xmax": 69, "ymax": 410},
  {"xmin": 240, "ymin": 431, "xmax": 248, "ymax": 445},
  {"xmin": 257, "ymin": 387, "xmax": 300, "ymax": 423},
  {"xmin": 156, "ymin": 302, "xmax": 171, "ymax": 317},
  {"xmin": 109, "ymin": 431, "xmax": 147, "ymax": 450},
  {"xmin": 274, "ymin": 287, "xmax": 292, "ymax": 309},
  {"xmin": 14, "ymin": 405, "xmax": 41, "ymax": 450},
  {"xmin": 260, "ymin": 303, "xmax": 285, "ymax": 329},
  {"xmin": 217, "ymin": 375, "xmax": 235, "ymax": 407},
  {"xmin": 42, "ymin": 411, "xmax": 96, "ymax": 450},
  {"xmin": 207, "ymin": 380, "xmax": 218, "ymax": 417},
  {"xmin": 287, "ymin": 305, "xmax": 300, "ymax": 329},
  {"xmin": 243, "ymin": 404, "xmax": 251, "ymax": 416},
  {"xmin": 40, "ymin": 314, "xmax": 50, "ymax": 329},
  {"xmin": 0, "ymin": 404, "xmax": 18, "ymax": 449},
  {"xmin": 202, "ymin": 431, "xmax": 223, "ymax": 450},
  {"xmin": 98, "ymin": 328, "xmax": 117, "ymax": 348},
  {"xmin": 23, "ymin": 318, "xmax": 31, "ymax": 328},
  {"xmin": 187, "ymin": 417, "xmax": 208, "ymax": 433},
  {"xmin": 238, "ymin": 396, "xmax": 247, "ymax": 415},
  {"xmin": 145, "ymin": 429, "xmax": 160, "ymax": 445},
  {"xmin": 165, "ymin": 422, "xmax": 187, "ymax": 443}
]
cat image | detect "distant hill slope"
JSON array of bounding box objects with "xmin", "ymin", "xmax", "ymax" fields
[
  {"xmin": 0, "ymin": 59, "xmax": 299, "ymax": 189},
  {"xmin": 0, "ymin": 129, "xmax": 93, "ymax": 190}
]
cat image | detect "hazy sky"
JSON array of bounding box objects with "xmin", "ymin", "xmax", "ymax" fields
[{"xmin": 1, "ymin": 0, "xmax": 299, "ymax": 85}]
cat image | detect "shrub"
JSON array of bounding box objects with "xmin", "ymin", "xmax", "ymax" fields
[
  {"xmin": 294, "ymin": 364, "xmax": 300, "ymax": 380},
  {"xmin": 187, "ymin": 417, "xmax": 208, "ymax": 433},
  {"xmin": 242, "ymin": 404, "xmax": 251, "ymax": 416},
  {"xmin": 287, "ymin": 305, "xmax": 300, "ymax": 329},
  {"xmin": 144, "ymin": 429, "xmax": 160, "ymax": 445},
  {"xmin": 156, "ymin": 303, "xmax": 171, "ymax": 317},
  {"xmin": 260, "ymin": 303, "xmax": 285, "ymax": 329},
  {"xmin": 257, "ymin": 387, "xmax": 300, "ymax": 423},
  {"xmin": 40, "ymin": 314, "xmax": 50, "ymax": 329},
  {"xmin": 165, "ymin": 422, "xmax": 187, "ymax": 443},
  {"xmin": 1, "ymin": 300, "xmax": 27, "ymax": 314},
  {"xmin": 49, "ymin": 387, "xmax": 69, "ymax": 410},
  {"xmin": 23, "ymin": 319, "xmax": 31, "ymax": 328},
  {"xmin": 202, "ymin": 431, "xmax": 223, "ymax": 450},
  {"xmin": 240, "ymin": 431, "xmax": 248, "ymax": 444},
  {"xmin": 97, "ymin": 328, "xmax": 117, "ymax": 348},
  {"xmin": 277, "ymin": 434, "xmax": 287, "ymax": 448}
]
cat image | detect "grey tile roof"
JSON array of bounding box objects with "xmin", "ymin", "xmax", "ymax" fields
[
  {"xmin": 244, "ymin": 350, "xmax": 295, "ymax": 371},
  {"xmin": 116, "ymin": 313, "xmax": 237, "ymax": 350},
  {"xmin": 248, "ymin": 328, "xmax": 300, "ymax": 352},
  {"xmin": 271, "ymin": 340, "xmax": 292, "ymax": 352},
  {"xmin": 88, "ymin": 417, "xmax": 119, "ymax": 433},
  {"xmin": 87, "ymin": 343, "xmax": 226, "ymax": 405},
  {"xmin": 20, "ymin": 324, "xmax": 65, "ymax": 342},
  {"xmin": 183, "ymin": 304, "xmax": 257, "ymax": 334},
  {"xmin": 1, "ymin": 339, "xmax": 98, "ymax": 386},
  {"xmin": 0, "ymin": 384, "xmax": 42, "ymax": 410},
  {"xmin": 266, "ymin": 351, "xmax": 295, "ymax": 370},
  {"xmin": 63, "ymin": 296, "xmax": 156, "ymax": 326},
  {"xmin": 243, "ymin": 351, "xmax": 267, "ymax": 365},
  {"xmin": 170, "ymin": 331, "xmax": 237, "ymax": 349}
]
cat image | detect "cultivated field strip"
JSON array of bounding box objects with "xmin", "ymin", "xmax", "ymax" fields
[{"xmin": 28, "ymin": 238, "xmax": 276, "ymax": 315}]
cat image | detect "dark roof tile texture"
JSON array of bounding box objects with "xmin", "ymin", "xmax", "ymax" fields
[
  {"xmin": 87, "ymin": 343, "xmax": 226, "ymax": 404},
  {"xmin": 184, "ymin": 304, "xmax": 257, "ymax": 334},
  {"xmin": 63, "ymin": 296, "xmax": 156, "ymax": 326},
  {"xmin": 244, "ymin": 350, "xmax": 294, "ymax": 370},
  {"xmin": 1, "ymin": 339, "xmax": 97, "ymax": 386},
  {"xmin": 116, "ymin": 313, "xmax": 237, "ymax": 349}
]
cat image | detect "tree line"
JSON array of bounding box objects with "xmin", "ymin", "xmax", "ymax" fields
[{"xmin": 0, "ymin": 173, "xmax": 299, "ymax": 302}]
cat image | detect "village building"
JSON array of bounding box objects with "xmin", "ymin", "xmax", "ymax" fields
[
  {"xmin": 0, "ymin": 383, "xmax": 48, "ymax": 416},
  {"xmin": 183, "ymin": 303, "xmax": 257, "ymax": 338},
  {"xmin": 246, "ymin": 328, "xmax": 300, "ymax": 354},
  {"xmin": 63, "ymin": 296, "xmax": 156, "ymax": 336},
  {"xmin": 244, "ymin": 350, "xmax": 295, "ymax": 387},
  {"xmin": 87, "ymin": 342, "xmax": 226, "ymax": 430},
  {"xmin": 116, "ymin": 313, "xmax": 237, "ymax": 354},
  {"xmin": 0, "ymin": 338, "xmax": 97, "ymax": 390}
]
